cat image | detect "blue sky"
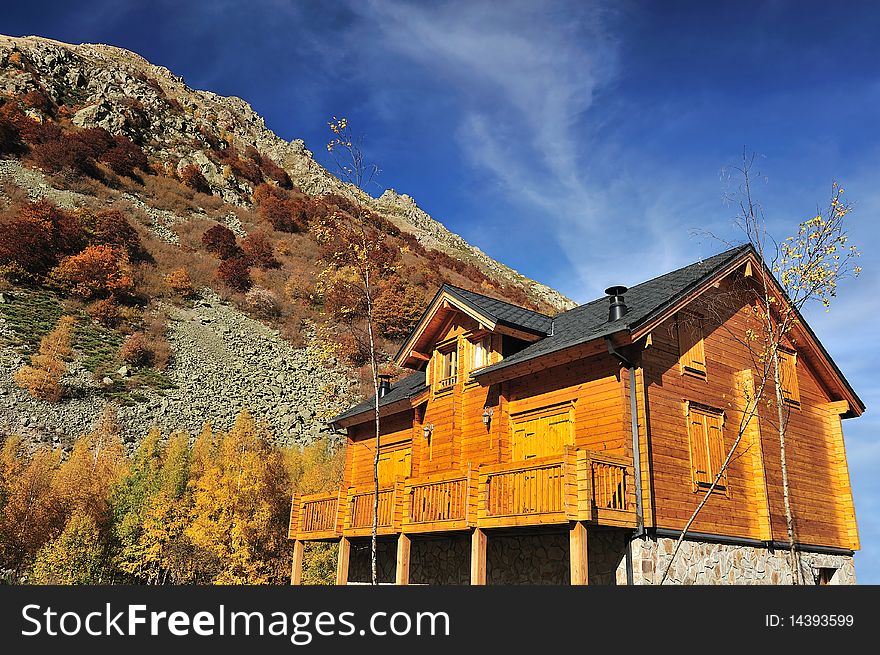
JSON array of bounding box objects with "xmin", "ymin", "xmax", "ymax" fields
[{"xmin": 3, "ymin": 0, "xmax": 878, "ymax": 582}]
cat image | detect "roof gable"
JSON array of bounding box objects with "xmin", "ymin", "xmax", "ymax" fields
[
  {"xmin": 393, "ymin": 284, "xmax": 553, "ymax": 368},
  {"xmin": 473, "ymin": 246, "xmax": 751, "ymax": 380}
]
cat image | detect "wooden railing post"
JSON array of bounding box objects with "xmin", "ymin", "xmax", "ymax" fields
[
  {"xmin": 570, "ymin": 521, "xmax": 589, "ymax": 585},
  {"xmin": 577, "ymin": 450, "xmax": 591, "ymax": 521},
  {"xmin": 336, "ymin": 536, "xmax": 351, "ymax": 586},
  {"xmin": 290, "ymin": 539, "xmax": 304, "ymax": 585},
  {"xmin": 396, "ymin": 533, "xmax": 411, "ymax": 585},
  {"xmin": 288, "ymin": 493, "xmax": 300, "ymax": 540},
  {"xmin": 477, "ymin": 470, "xmax": 489, "ymax": 522},
  {"xmin": 471, "ymin": 527, "xmax": 487, "ymax": 585},
  {"xmin": 467, "ymin": 464, "xmax": 478, "ymax": 527}
]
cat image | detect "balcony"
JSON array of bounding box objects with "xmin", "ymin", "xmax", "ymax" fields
[
  {"xmin": 477, "ymin": 448, "xmax": 577, "ymax": 528},
  {"xmin": 288, "ymin": 448, "xmax": 636, "ymax": 541},
  {"xmin": 477, "ymin": 448, "xmax": 636, "ymax": 528}
]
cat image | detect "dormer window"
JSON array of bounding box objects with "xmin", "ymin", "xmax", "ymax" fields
[
  {"xmin": 471, "ymin": 335, "xmax": 491, "ymax": 371},
  {"xmin": 434, "ymin": 340, "xmax": 458, "ymax": 392}
]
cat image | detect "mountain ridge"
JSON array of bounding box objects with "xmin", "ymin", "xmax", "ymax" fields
[{"xmin": 0, "ymin": 33, "xmax": 573, "ymax": 311}]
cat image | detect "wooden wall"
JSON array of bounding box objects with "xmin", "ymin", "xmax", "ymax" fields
[
  {"xmin": 345, "ymin": 313, "xmax": 629, "ymax": 485},
  {"xmin": 505, "ymin": 353, "xmax": 628, "ymax": 457},
  {"xmin": 347, "ymin": 411, "xmax": 414, "ymax": 488},
  {"xmin": 640, "ymin": 282, "xmax": 859, "ymax": 550}
]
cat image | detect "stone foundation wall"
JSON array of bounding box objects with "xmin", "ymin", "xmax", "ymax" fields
[
  {"xmin": 487, "ymin": 532, "xmax": 569, "ymax": 584},
  {"xmin": 348, "ymin": 537, "xmax": 396, "ymax": 584},
  {"xmin": 410, "ymin": 535, "xmax": 471, "ymax": 585},
  {"xmin": 622, "ymin": 536, "xmax": 856, "ymax": 585},
  {"xmin": 589, "ymin": 529, "xmax": 629, "ymax": 585}
]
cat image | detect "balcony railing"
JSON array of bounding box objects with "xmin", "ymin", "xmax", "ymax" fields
[
  {"xmin": 477, "ymin": 448, "xmax": 580, "ymax": 528},
  {"xmin": 289, "ymin": 491, "xmax": 342, "ymax": 540},
  {"xmin": 289, "ymin": 447, "xmax": 636, "ymax": 540},
  {"xmin": 342, "ymin": 480, "xmax": 404, "ymax": 537},
  {"xmin": 586, "ymin": 451, "xmax": 635, "ymax": 527},
  {"xmin": 402, "ymin": 468, "xmax": 476, "ymax": 533}
]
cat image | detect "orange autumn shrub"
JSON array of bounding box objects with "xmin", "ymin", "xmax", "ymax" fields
[
  {"xmin": 49, "ymin": 245, "xmax": 134, "ymax": 300},
  {"xmin": 164, "ymin": 267, "xmax": 194, "ymax": 297}
]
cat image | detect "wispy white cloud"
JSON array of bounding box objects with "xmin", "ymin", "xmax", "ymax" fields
[{"xmin": 341, "ymin": 0, "xmax": 645, "ymax": 296}]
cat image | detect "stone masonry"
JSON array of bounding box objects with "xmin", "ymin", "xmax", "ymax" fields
[{"xmin": 621, "ymin": 535, "xmax": 856, "ymax": 585}]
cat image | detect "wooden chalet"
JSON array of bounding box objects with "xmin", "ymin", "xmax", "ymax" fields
[{"xmin": 289, "ymin": 245, "xmax": 863, "ymax": 585}]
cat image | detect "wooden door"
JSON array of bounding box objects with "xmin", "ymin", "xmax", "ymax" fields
[
  {"xmin": 512, "ymin": 409, "xmax": 573, "ymax": 461},
  {"xmin": 377, "ymin": 446, "xmax": 412, "ymax": 487}
]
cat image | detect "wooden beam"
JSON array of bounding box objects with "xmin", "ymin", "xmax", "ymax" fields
[
  {"xmin": 395, "ymin": 533, "xmax": 411, "ymax": 585},
  {"xmin": 493, "ymin": 324, "xmax": 544, "ymax": 343},
  {"xmin": 290, "ymin": 539, "xmax": 304, "ymax": 585},
  {"xmin": 570, "ymin": 521, "xmax": 589, "ymax": 585},
  {"xmin": 470, "ymin": 528, "xmax": 487, "ymax": 585},
  {"xmin": 827, "ymin": 400, "xmax": 850, "ymax": 415},
  {"xmin": 336, "ymin": 537, "xmax": 350, "ymax": 586}
]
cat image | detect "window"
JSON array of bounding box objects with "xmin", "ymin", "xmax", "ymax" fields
[
  {"xmin": 678, "ymin": 313, "xmax": 707, "ymax": 378},
  {"xmin": 686, "ymin": 403, "xmax": 726, "ymax": 490},
  {"xmin": 434, "ymin": 341, "xmax": 458, "ymax": 392},
  {"xmin": 471, "ymin": 335, "xmax": 491, "ymax": 372},
  {"xmin": 778, "ymin": 349, "xmax": 800, "ymax": 405},
  {"xmin": 511, "ymin": 404, "xmax": 574, "ymax": 460}
]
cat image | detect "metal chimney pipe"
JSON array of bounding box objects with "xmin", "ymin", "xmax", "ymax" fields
[
  {"xmin": 377, "ymin": 374, "xmax": 392, "ymax": 398},
  {"xmin": 605, "ymin": 286, "xmax": 629, "ymax": 322}
]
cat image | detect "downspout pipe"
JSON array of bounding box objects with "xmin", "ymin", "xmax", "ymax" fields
[{"xmin": 605, "ymin": 337, "xmax": 645, "ymax": 540}]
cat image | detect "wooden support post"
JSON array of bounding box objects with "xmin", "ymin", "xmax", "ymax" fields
[
  {"xmin": 336, "ymin": 537, "xmax": 350, "ymax": 586},
  {"xmin": 396, "ymin": 533, "xmax": 411, "ymax": 585},
  {"xmin": 470, "ymin": 528, "xmax": 487, "ymax": 585},
  {"xmin": 570, "ymin": 521, "xmax": 589, "ymax": 585},
  {"xmin": 290, "ymin": 539, "xmax": 304, "ymax": 585}
]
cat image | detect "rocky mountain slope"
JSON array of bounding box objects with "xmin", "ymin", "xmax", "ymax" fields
[
  {"xmin": 0, "ymin": 33, "xmax": 573, "ymax": 447},
  {"xmin": 0, "ymin": 34, "xmax": 572, "ymax": 310}
]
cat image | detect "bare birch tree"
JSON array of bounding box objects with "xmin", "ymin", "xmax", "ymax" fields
[
  {"xmin": 322, "ymin": 117, "xmax": 387, "ymax": 585},
  {"xmin": 659, "ymin": 153, "xmax": 860, "ymax": 584}
]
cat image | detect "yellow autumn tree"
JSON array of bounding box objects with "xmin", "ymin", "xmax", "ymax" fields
[
  {"xmin": 186, "ymin": 411, "xmax": 293, "ymax": 584},
  {"xmin": 0, "ymin": 437, "xmax": 63, "ymax": 575},
  {"xmin": 52, "ymin": 405, "xmax": 128, "ymax": 525},
  {"xmin": 116, "ymin": 431, "xmax": 201, "ymax": 584},
  {"xmin": 14, "ymin": 314, "xmax": 75, "ymax": 401},
  {"xmin": 29, "ymin": 511, "xmax": 105, "ymax": 584}
]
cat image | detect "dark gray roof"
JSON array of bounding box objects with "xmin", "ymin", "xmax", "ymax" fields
[
  {"xmin": 335, "ymin": 243, "xmax": 863, "ymax": 425},
  {"xmin": 473, "ymin": 245, "xmax": 751, "ymax": 379},
  {"xmin": 331, "ymin": 370, "xmax": 427, "ymax": 424},
  {"xmin": 442, "ymin": 285, "xmax": 554, "ymax": 335}
]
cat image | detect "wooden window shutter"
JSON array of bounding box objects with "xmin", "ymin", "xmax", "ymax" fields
[
  {"xmin": 377, "ymin": 446, "xmax": 412, "ymax": 487},
  {"xmin": 678, "ymin": 314, "xmax": 707, "ymax": 377},
  {"xmin": 687, "ymin": 404, "xmax": 726, "ymax": 489},
  {"xmin": 688, "ymin": 411, "xmax": 712, "ymax": 486},
  {"xmin": 779, "ymin": 350, "xmax": 800, "ymax": 405},
  {"xmin": 511, "ymin": 405, "xmax": 574, "ymax": 461},
  {"xmin": 706, "ymin": 412, "xmax": 727, "ymax": 487}
]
